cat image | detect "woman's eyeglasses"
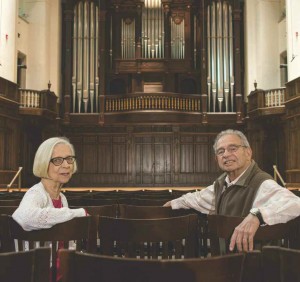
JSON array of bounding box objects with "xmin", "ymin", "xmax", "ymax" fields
[{"xmin": 50, "ymin": 156, "xmax": 76, "ymax": 166}]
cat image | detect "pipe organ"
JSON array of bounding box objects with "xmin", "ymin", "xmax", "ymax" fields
[
  {"xmin": 122, "ymin": 18, "xmax": 136, "ymax": 59},
  {"xmin": 207, "ymin": 1, "xmax": 235, "ymax": 112},
  {"xmin": 66, "ymin": 0, "xmax": 243, "ymax": 116},
  {"xmin": 171, "ymin": 16, "xmax": 184, "ymax": 59},
  {"xmin": 72, "ymin": 1, "xmax": 99, "ymax": 113},
  {"xmin": 142, "ymin": 0, "xmax": 164, "ymax": 59}
]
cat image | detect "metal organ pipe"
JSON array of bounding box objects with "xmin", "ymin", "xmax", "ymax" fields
[
  {"xmin": 72, "ymin": 7, "xmax": 78, "ymax": 113},
  {"xmin": 83, "ymin": 1, "xmax": 89, "ymax": 113},
  {"xmin": 72, "ymin": 1, "xmax": 99, "ymax": 113},
  {"xmin": 207, "ymin": 7, "xmax": 211, "ymax": 111},
  {"xmin": 142, "ymin": 0, "xmax": 164, "ymax": 59},
  {"xmin": 211, "ymin": 2, "xmax": 217, "ymax": 112},
  {"xmin": 217, "ymin": 1, "xmax": 224, "ymax": 112},
  {"xmin": 223, "ymin": 2, "xmax": 229, "ymax": 112},
  {"xmin": 95, "ymin": 6, "xmax": 99, "ymax": 113},
  {"xmin": 90, "ymin": 2, "xmax": 95, "ymax": 113},
  {"xmin": 121, "ymin": 19, "xmax": 135, "ymax": 59},
  {"xmin": 194, "ymin": 16, "xmax": 197, "ymax": 69},
  {"xmin": 207, "ymin": 1, "xmax": 234, "ymax": 112},
  {"xmin": 77, "ymin": 2, "xmax": 83, "ymax": 113},
  {"xmin": 229, "ymin": 5, "xmax": 235, "ymax": 112}
]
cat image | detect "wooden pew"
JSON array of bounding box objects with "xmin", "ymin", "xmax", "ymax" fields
[
  {"xmin": 1, "ymin": 215, "xmax": 97, "ymax": 282},
  {"xmin": 98, "ymin": 214, "xmax": 199, "ymax": 259},
  {"xmin": 0, "ymin": 248, "xmax": 50, "ymax": 282},
  {"xmin": 208, "ymin": 214, "xmax": 300, "ymax": 256},
  {"xmin": 60, "ymin": 250, "xmax": 246, "ymax": 282}
]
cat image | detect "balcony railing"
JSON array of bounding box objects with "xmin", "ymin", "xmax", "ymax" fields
[
  {"xmin": 105, "ymin": 93, "xmax": 201, "ymax": 112},
  {"xmin": 264, "ymin": 88, "xmax": 285, "ymax": 107},
  {"xmin": 0, "ymin": 77, "xmax": 18, "ymax": 102},
  {"xmin": 19, "ymin": 88, "xmax": 57, "ymax": 114},
  {"xmin": 247, "ymin": 87, "xmax": 286, "ymax": 118}
]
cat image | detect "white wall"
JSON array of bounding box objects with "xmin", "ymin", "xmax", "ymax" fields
[
  {"xmin": 286, "ymin": 0, "xmax": 300, "ymax": 81},
  {"xmin": 49, "ymin": 0, "xmax": 61, "ymax": 99},
  {"xmin": 0, "ymin": 0, "xmax": 18, "ymax": 82},
  {"xmin": 244, "ymin": 0, "xmax": 282, "ymax": 97},
  {"xmin": 19, "ymin": 0, "xmax": 50, "ymax": 90},
  {"xmin": 0, "ymin": 0, "xmax": 61, "ymax": 96}
]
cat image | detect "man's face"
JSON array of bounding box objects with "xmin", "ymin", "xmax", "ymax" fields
[{"xmin": 215, "ymin": 134, "xmax": 252, "ymax": 180}]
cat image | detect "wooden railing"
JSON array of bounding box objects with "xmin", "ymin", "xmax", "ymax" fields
[
  {"xmin": 273, "ymin": 165, "xmax": 286, "ymax": 187},
  {"xmin": 247, "ymin": 87, "xmax": 286, "ymax": 119},
  {"xmin": 286, "ymin": 76, "xmax": 300, "ymax": 101},
  {"xmin": 105, "ymin": 93, "xmax": 201, "ymax": 112},
  {"xmin": 0, "ymin": 77, "xmax": 18, "ymax": 102},
  {"xmin": 264, "ymin": 88, "xmax": 285, "ymax": 107},
  {"xmin": 19, "ymin": 89, "xmax": 57, "ymax": 113},
  {"xmin": 7, "ymin": 167, "xmax": 23, "ymax": 191}
]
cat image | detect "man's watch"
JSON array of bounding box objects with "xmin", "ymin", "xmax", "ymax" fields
[{"xmin": 250, "ymin": 208, "xmax": 265, "ymax": 225}]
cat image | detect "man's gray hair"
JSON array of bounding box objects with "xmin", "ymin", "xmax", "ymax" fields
[{"xmin": 213, "ymin": 129, "xmax": 250, "ymax": 153}]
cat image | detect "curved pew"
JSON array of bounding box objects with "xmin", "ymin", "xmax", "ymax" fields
[
  {"xmin": 97, "ymin": 214, "xmax": 198, "ymax": 259},
  {"xmin": 208, "ymin": 214, "xmax": 300, "ymax": 256},
  {"xmin": 1, "ymin": 215, "xmax": 97, "ymax": 282},
  {"xmin": 60, "ymin": 250, "xmax": 247, "ymax": 282}
]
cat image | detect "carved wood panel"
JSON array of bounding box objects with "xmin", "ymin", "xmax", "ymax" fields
[{"xmin": 134, "ymin": 135, "xmax": 172, "ymax": 186}]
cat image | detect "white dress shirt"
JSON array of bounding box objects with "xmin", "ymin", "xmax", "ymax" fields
[{"xmin": 171, "ymin": 178, "xmax": 300, "ymax": 225}]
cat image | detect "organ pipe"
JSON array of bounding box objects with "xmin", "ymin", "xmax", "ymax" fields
[
  {"xmin": 72, "ymin": 1, "xmax": 99, "ymax": 113},
  {"xmin": 217, "ymin": 1, "xmax": 224, "ymax": 111},
  {"xmin": 72, "ymin": 6, "xmax": 77, "ymax": 113},
  {"xmin": 223, "ymin": 2, "xmax": 229, "ymax": 112},
  {"xmin": 89, "ymin": 2, "xmax": 95, "ymax": 113},
  {"xmin": 95, "ymin": 6, "xmax": 99, "ymax": 113},
  {"xmin": 77, "ymin": 2, "xmax": 83, "ymax": 113},
  {"xmin": 229, "ymin": 5, "xmax": 234, "ymax": 112},
  {"xmin": 83, "ymin": 1, "xmax": 89, "ymax": 113},
  {"xmin": 207, "ymin": 6, "xmax": 211, "ymax": 111},
  {"xmin": 142, "ymin": 0, "xmax": 164, "ymax": 59},
  {"xmin": 207, "ymin": 0, "xmax": 234, "ymax": 112},
  {"xmin": 171, "ymin": 18, "xmax": 184, "ymax": 59},
  {"xmin": 211, "ymin": 2, "xmax": 217, "ymax": 112},
  {"xmin": 121, "ymin": 19, "xmax": 135, "ymax": 59},
  {"xmin": 194, "ymin": 16, "xmax": 197, "ymax": 69}
]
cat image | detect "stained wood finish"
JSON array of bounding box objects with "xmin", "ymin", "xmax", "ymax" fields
[
  {"xmin": 65, "ymin": 127, "xmax": 225, "ymax": 187},
  {"xmin": 285, "ymin": 77, "xmax": 300, "ymax": 187},
  {"xmin": 0, "ymin": 248, "xmax": 50, "ymax": 282},
  {"xmin": 208, "ymin": 214, "xmax": 300, "ymax": 256},
  {"xmin": 97, "ymin": 215, "xmax": 198, "ymax": 259},
  {"xmin": 60, "ymin": 250, "xmax": 246, "ymax": 282},
  {"xmin": 2, "ymin": 215, "xmax": 97, "ymax": 282}
]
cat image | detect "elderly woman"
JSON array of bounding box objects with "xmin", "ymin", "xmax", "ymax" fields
[{"xmin": 12, "ymin": 137, "xmax": 86, "ymax": 231}]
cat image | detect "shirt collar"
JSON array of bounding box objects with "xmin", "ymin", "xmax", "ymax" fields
[{"xmin": 224, "ymin": 161, "xmax": 253, "ymax": 188}]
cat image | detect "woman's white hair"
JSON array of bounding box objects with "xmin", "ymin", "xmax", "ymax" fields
[{"xmin": 33, "ymin": 137, "xmax": 77, "ymax": 178}]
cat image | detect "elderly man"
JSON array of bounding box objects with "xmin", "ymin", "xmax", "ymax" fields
[{"xmin": 164, "ymin": 129, "xmax": 300, "ymax": 252}]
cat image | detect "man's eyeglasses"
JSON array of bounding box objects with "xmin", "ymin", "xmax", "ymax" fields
[
  {"xmin": 50, "ymin": 156, "xmax": 76, "ymax": 166},
  {"xmin": 216, "ymin": 145, "xmax": 247, "ymax": 157}
]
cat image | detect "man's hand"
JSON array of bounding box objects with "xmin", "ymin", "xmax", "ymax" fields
[
  {"xmin": 229, "ymin": 213, "xmax": 260, "ymax": 252},
  {"xmin": 163, "ymin": 201, "xmax": 171, "ymax": 207}
]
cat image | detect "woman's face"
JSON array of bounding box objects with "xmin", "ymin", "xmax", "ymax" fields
[{"xmin": 47, "ymin": 144, "xmax": 75, "ymax": 185}]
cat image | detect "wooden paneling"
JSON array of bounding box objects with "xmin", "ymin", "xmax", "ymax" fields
[{"xmin": 64, "ymin": 127, "xmax": 224, "ymax": 187}]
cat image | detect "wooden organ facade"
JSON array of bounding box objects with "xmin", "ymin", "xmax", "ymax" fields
[
  {"xmin": 56, "ymin": 0, "xmax": 245, "ymax": 187},
  {"xmin": 3, "ymin": 0, "xmax": 300, "ymax": 189},
  {"xmin": 61, "ymin": 0, "xmax": 244, "ymax": 122}
]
